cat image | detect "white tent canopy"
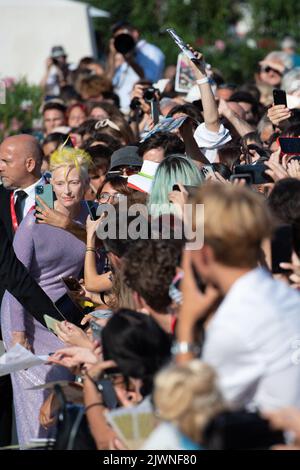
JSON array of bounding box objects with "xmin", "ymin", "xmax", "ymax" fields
[{"xmin": 0, "ymin": 0, "xmax": 110, "ymax": 83}]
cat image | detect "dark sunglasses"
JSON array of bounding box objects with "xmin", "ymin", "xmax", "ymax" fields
[
  {"xmin": 260, "ymin": 65, "xmax": 282, "ymax": 76},
  {"xmin": 113, "ymin": 166, "xmax": 140, "ymax": 176}
]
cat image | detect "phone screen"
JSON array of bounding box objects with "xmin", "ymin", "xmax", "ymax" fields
[
  {"xmin": 54, "ymin": 293, "xmax": 85, "ymax": 327},
  {"xmin": 85, "ymin": 200, "xmax": 100, "ymax": 221},
  {"xmin": 279, "ymin": 137, "xmax": 300, "ymax": 155},
  {"xmin": 271, "ymin": 224, "xmax": 293, "ymax": 274},
  {"xmin": 273, "ymin": 89, "xmax": 287, "ymax": 107}
]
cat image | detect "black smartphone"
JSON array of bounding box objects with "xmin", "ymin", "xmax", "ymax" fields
[
  {"xmin": 229, "ymin": 174, "xmax": 252, "ymax": 185},
  {"xmin": 234, "ymin": 164, "xmax": 273, "ymax": 185},
  {"xmin": 96, "ymin": 378, "xmax": 119, "ymax": 409},
  {"xmin": 85, "ymin": 200, "xmax": 100, "ymax": 221},
  {"xmin": 271, "ymin": 224, "xmax": 293, "ymax": 274},
  {"xmin": 273, "ymin": 89, "xmax": 287, "ymax": 107},
  {"xmin": 279, "ymin": 137, "xmax": 300, "ymax": 155},
  {"xmin": 61, "ymin": 276, "xmax": 82, "ymax": 293},
  {"xmin": 54, "ymin": 293, "xmax": 85, "ymax": 327}
]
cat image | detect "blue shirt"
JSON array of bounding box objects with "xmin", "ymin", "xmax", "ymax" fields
[{"xmin": 135, "ymin": 39, "xmax": 165, "ymax": 83}]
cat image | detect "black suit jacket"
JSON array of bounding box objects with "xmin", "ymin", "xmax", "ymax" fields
[
  {"xmin": 0, "ymin": 185, "xmax": 14, "ymax": 242},
  {"xmin": 0, "ymin": 187, "xmax": 62, "ymax": 325}
]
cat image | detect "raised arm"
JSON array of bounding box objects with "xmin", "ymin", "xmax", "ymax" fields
[
  {"xmin": 189, "ymin": 50, "xmax": 220, "ymax": 133},
  {"xmin": 84, "ymin": 216, "xmax": 112, "ymax": 293}
]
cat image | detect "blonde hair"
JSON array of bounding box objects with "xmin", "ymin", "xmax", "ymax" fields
[
  {"xmin": 154, "ymin": 361, "xmax": 225, "ymax": 443},
  {"xmin": 192, "ymin": 183, "xmax": 273, "ymax": 268},
  {"xmin": 50, "ymin": 146, "xmax": 92, "ymax": 183}
]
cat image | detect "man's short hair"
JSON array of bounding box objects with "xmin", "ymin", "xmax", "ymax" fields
[
  {"xmin": 42, "ymin": 102, "xmax": 66, "ymax": 115},
  {"xmin": 111, "ymin": 20, "xmax": 135, "ymax": 35},
  {"xmin": 123, "ymin": 239, "xmax": 183, "ymax": 312},
  {"xmin": 192, "ymin": 183, "xmax": 273, "ymax": 268},
  {"xmin": 138, "ymin": 132, "xmax": 185, "ymax": 158}
]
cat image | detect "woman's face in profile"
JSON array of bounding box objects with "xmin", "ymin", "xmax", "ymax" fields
[{"xmin": 52, "ymin": 166, "xmax": 85, "ymax": 208}]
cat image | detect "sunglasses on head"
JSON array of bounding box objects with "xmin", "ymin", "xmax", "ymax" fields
[{"xmin": 94, "ymin": 119, "xmax": 121, "ymax": 132}]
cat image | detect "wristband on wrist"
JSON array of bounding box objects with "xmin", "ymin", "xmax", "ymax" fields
[
  {"xmin": 196, "ymin": 77, "xmax": 209, "ymax": 85},
  {"xmin": 86, "ymin": 247, "xmax": 96, "ymax": 253},
  {"xmin": 85, "ymin": 402, "xmax": 104, "ymax": 412},
  {"xmin": 171, "ymin": 341, "xmax": 201, "ymax": 356}
]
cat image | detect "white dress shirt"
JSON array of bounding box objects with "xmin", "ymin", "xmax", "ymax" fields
[
  {"xmin": 202, "ymin": 268, "xmax": 300, "ymax": 411},
  {"xmin": 13, "ymin": 176, "xmax": 44, "ymax": 221},
  {"xmin": 113, "ymin": 62, "xmax": 140, "ymax": 114}
]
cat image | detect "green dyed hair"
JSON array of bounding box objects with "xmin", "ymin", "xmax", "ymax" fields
[{"xmin": 148, "ymin": 154, "xmax": 203, "ymax": 217}]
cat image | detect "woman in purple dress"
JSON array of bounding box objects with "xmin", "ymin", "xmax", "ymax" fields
[{"xmin": 1, "ymin": 147, "xmax": 92, "ymax": 446}]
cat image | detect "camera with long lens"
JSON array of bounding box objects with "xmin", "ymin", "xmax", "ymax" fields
[
  {"xmin": 143, "ymin": 87, "xmax": 158, "ymax": 102},
  {"xmin": 114, "ymin": 33, "xmax": 136, "ymax": 55}
]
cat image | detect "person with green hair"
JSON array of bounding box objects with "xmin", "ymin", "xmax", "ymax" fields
[
  {"xmin": 148, "ymin": 154, "xmax": 203, "ymax": 218},
  {"xmin": 1, "ymin": 145, "xmax": 92, "ymax": 446}
]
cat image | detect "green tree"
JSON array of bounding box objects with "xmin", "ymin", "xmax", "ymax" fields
[{"xmin": 248, "ymin": 0, "xmax": 300, "ymax": 41}]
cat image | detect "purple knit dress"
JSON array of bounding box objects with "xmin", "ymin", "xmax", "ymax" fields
[{"xmin": 1, "ymin": 203, "xmax": 88, "ymax": 446}]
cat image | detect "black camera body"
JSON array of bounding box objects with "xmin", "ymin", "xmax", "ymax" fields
[
  {"xmin": 143, "ymin": 87, "xmax": 158, "ymax": 102},
  {"xmin": 234, "ymin": 163, "xmax": 273, "ymax": 185}
]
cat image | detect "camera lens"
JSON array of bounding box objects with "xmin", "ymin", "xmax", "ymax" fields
[
  {"xmin": 36, "ymin": 186, "xmax": 43, "ymax": 195},
  {"xmin": 143, "ymin": 87, "xmax": 157, "ymax": 102},
  {"xmin": 114, "ymin": 33, "xmax": 136, "ymax": 55}
]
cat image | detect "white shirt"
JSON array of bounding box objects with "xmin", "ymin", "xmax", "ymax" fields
[
  {"xmin": 13, "ymin": 176, "xmax": 44, "ymax": 221},
  {"xmin": 193, "ymin": 122, "xmax": 232, "ymax": 163},
  {"xmin": 202, "ymin": 268, "xmax": 300, "ymax": 411},
  {"xmin": 113, "ymin": 62, "xmax": 140, "ymax": 114}
]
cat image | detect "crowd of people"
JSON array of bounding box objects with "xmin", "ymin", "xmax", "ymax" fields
[{"xmin": 0, "ymin": 20, "xmax": 300, "ymax": 451}]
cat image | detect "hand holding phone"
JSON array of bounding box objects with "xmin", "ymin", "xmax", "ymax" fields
[{"xmin": 85, "ymin": 201, "xmax": 100, "ymax": 221}]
